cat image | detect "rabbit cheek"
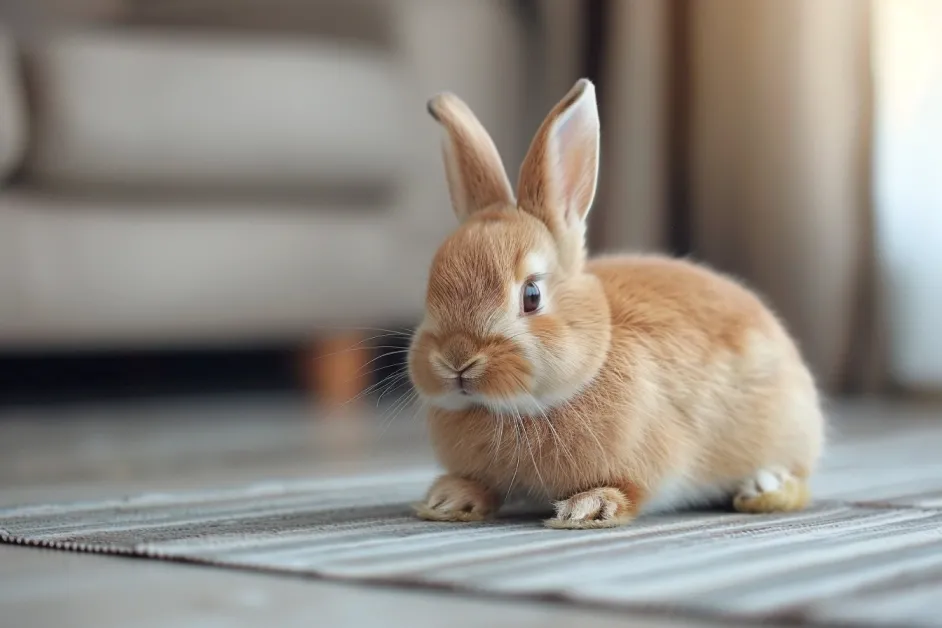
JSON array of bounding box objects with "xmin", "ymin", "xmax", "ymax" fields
[
  {"xmin": 474, "ymin": 347, "xmax": 532, "ymax": 399},
  {"xmin": 521, "ymin": 314, "xmax": 567, "ymax": 381},
  {"xmin": 525, "ymin": 313, "xmax": 566, "ymax": 361},
  {"xmin": 408, "ymin": 333, "xmax": 447, "ymax": 397}
]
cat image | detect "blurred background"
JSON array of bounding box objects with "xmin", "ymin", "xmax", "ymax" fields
[{"xmin": 0, "ymin": 0, "xmax": 939, "ymax": 409}]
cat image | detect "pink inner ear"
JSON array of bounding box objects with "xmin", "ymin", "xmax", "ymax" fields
[
  {"xmin": 552, "ymin": 102, "xmax": 599, "ymax": 225},
  {"xmin": 554, "ymin": 112, "xmax": 581, "ymax": 224},
  {"xmin": 515, "ymin": 78, "xmax": 599, "ymax": 244}
]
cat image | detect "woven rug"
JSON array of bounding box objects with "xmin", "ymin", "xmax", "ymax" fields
[{"xmin": 4, "ymin": 422, "xmax": 942, "ymax": 627}]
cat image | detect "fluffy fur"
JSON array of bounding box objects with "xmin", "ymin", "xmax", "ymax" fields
[{"xmin": 408, "ymin": 79, "xmax": 824, "ymax": 529}]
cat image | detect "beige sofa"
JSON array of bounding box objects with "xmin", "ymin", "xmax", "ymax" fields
[{"xmin": 0, "ymin": 1, "xmax": 528, "ymax": 354}]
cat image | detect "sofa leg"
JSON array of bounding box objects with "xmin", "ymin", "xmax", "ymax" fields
[{"xmin": 301, "ymin": 333, "xmax": 370, "ymax": 410}]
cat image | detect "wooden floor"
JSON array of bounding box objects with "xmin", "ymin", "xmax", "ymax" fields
[{"xmin": 0, "ymin": 394, "xmax": 935, "ymax": 627}]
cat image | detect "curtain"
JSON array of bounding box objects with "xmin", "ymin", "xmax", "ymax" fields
[
  {"xmin": 537, "ymin": 0, "xmax": 894, "ymax": 394},
  {"xmin": 685, "ymin": 0, "xmax": 876, "ymax": 393},
  {"xmin": 871, "ymin": 0, "xmax": 942, "ymax": 396},
  {"xmin": 0, "ymin": 28, "xmax": 27, "ymax": 181}
]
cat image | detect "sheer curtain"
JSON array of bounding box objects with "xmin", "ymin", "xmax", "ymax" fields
[
  {"xmin": 872, "ymin": 0, "xmax": 942, "ymax": 395},
  {"xmin": 685, "ymin": 0, "xmax": 875, "ymax": 393},
  {"xmin": 536, "ymin": 0, "xmax": 911, "ymax": 394}
]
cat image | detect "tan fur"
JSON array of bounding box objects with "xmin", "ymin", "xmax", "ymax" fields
[
  {"xmin": 734, "ymin": 477, "xmax": 810, "ymax": 514},
  {"xmin": 545, "ymin": 486, "xmax": 641, "ymax": 530},
  {"xmin": 409, "ymin": 79, "xmax": 825, "ymax": 529},
  {"xmin": 414, "ymin": 475, "xmax": 499, "ymax": 522},
  {"xmin": 427, "ymin": 94, "xmax": 515, "ymax": 222}
]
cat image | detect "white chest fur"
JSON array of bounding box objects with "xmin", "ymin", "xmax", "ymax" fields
[{"xmin": 640, "ymin": 474, "xmax": 736, "ymax": 515}]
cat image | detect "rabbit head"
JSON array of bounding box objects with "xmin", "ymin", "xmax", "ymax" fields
[{"xmin": 408, "ymin": 79, "xmax": 612, "ymax": 414}]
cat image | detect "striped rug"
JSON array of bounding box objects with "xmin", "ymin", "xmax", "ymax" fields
[{"xmin": 4, "ymin": 423, "xmax": 942, "ymax": 627}]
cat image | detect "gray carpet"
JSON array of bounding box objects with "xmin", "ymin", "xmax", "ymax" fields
[{"xmin": 3, "ymin": 420, "xmax": 942, "ymax": 627}]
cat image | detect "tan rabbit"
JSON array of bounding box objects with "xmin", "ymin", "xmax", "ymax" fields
[{"xmin": 407, "ymin": 78, "xmax": 824, "ymax": 529}]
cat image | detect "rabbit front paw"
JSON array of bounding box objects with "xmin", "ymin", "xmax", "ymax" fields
[
  {"xmin": 414, "ymin": 475, "xmax": 499, "ymax": 522},
  {"xmin": 545, "ymin": 487, "xmax": 637, "ymax": 530}
]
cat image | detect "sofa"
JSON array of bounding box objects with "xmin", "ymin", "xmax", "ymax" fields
[{"xmin": 0, "ymin": 1, "xmax": 529, "ymax": 353}]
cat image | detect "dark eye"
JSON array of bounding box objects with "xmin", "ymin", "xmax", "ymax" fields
[{"xmin": 522, "ymin": 281, "xmax": 541, "ymax": 314}]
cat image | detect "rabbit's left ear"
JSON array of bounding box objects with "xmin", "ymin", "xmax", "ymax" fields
[
  {"xmin": 427, "ymin": 92, "xmax": 516, "ymax": 222},
  {"xmin": 516, "ymin": 79, "xmax": 600, "ymax": 237}
]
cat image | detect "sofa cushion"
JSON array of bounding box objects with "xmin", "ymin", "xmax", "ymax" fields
[
  {"xmin": 22, "ymin": 30, "xmax": 406, "ymax": 192},
  {"xmin": 117, "ymin": 0, "xmax": 393, "ymax": 47},
  {"xmin": 0, "ymin": 191, "xmax": 423, "ymax": 348},
  {"xmin": 0, "ymin": 31, "xmax": 27, "ymax": 183}
]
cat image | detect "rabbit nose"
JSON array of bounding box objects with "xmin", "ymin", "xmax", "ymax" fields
[
  {"xmin": 454, "ymin": 356, "xmax": 485, "ymax": 394},
  {"xmin": 455, "ymin": 356, "xmax": 484, "ymax": 378},
  {"xmin": 436, "ymin": 354, "xmax": 483, "ymax": 379},
  {"xmin": 441, "ymin": 334, "xmax": 477, "ymax": 370}
]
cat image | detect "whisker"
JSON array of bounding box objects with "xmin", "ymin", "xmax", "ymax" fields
[
  {"xmin": 563, "ymin": 396, "xmax": 607, "ymax": 460},
  {"xmin": 504, "ymin": 413, "xmax": 522, "ymax": 504},
  {"xmin": 379, "ymin": 387, "xmax": 417, "ymax": 428},
  {"xmin": 481, "ymin": 411, "xmax": 504, "ymax": 479},
  {"xmin": 376, "ymin": 373, "xmax": 411, "ymax": 405},
  {"xmin": 307, "ymin": 325, "xmax": 414, "ymax": 337},
  {"xmin": 379, "ymin": 389, "xmax": 419, "ymax": 438},
  {"xmin": 333, "ymin": 367, "xmax": 408, "ymax": 409},
  {"xmin": 528, "ymin": 392, "xmax": 574, "ymax": 474},
  {"xmin": 353, "ymin": 362, "xmax": 408, "ymax": 382},
  {"xmin": 517, "ymin": 406, "xmax": 547, "ymax": 497},
  {"xmin": 352, "ymin": 349, "xmax": 412, "ymax": 377},
  {"xmin": 307, "ymin": 343, "xmax": 410, "ymax": 367},
  {"xmin": 492, "ymin": 411, "xmax": 505, "ymax": 461}
]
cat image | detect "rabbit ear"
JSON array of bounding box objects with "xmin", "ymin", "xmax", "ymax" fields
[
  {"xmin": 517, "ymin": 79, "xmax": 600, "ymax": 239},
  {"xmin": 427, "ymin": 93, "xmax": 515, "ymax": 221}
]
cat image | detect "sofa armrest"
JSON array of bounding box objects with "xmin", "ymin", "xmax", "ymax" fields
[{"xmin": 0, "ymin": 30, "xmax": 27, "ymax": 183}]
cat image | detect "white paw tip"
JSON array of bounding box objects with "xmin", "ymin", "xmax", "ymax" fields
[
  {"xmin": 553, "ymin": 502, "xmax": 571, "ymax": 519},
  {"xmin": 756, "ymin": 470, "xmax": 782, "ymax": 493},
  {"xmin": 568, "ymin": 495, "xmax": 602, "ymax": 520}
]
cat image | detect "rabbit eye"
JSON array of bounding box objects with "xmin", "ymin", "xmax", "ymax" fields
[{"xmin": 522, "ymin": 281, "xmax": 541, "ymax": 314}]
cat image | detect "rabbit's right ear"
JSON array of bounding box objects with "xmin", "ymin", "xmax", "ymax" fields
[{"xmin": 427, "ymin": 93, "xmax": 515, "ymax": 221}]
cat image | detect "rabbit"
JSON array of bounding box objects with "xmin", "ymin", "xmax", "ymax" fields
[{"xmin": 407, "ymin": 78, "xmax": 824, "ymax": 530}]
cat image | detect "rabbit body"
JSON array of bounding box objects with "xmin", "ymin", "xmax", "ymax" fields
[{"xmin": 409, "ymin": 79, "xmax": 823, "ymax": 529}]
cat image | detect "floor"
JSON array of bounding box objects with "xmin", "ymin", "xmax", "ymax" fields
[{"xmin": 0, "ymin": 394, "xmax": 937, "ymax": 627}]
